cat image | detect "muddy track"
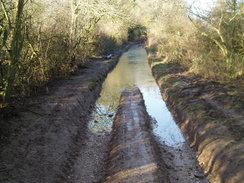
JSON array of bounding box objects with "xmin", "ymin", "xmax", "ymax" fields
[
  {"xmin": 0, "ymin": 45, "xmax": 214, "ymax": 183},
  {"xmin": 104, "ymin": 88, "xmax": 169, "ymax": 183},
  {"xmin": 0, "ymin": 46, "xmax": 129, "ymax": 183}
]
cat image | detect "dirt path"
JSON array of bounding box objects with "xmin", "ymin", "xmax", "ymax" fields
[
  {"xmin": 0, "ymin": 47, "xmax": 126, "ymax": 183},
  {"xmin": 0, "ymin": 45, "xmax": 214, "ymax": 183},
  {"xmin": 56, "ymin": 130, "xmax": 111, "ymax": 183},
  {"xmin": 104, "ymin": 88, "xmax": 169, "ymax": 183}
]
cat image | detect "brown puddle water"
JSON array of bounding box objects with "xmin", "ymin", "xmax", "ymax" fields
[{"xmin": 89, "ymin": 45, "xmax": 185, "ymax": 147}]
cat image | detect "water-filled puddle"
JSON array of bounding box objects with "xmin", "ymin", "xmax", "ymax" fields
[{"xmin": 89, "ymin": 45, "xmax": 185, "ymax": 147}]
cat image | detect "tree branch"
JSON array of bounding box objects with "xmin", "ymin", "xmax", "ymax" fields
[{"xmin": 0, "ymin": 0, "xmax": 12, "ymax": 28}]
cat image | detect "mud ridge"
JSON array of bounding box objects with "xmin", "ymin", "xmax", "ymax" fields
[{"xmin": 104, "ymin": 87, "xmax": 169, "ymax": 183}]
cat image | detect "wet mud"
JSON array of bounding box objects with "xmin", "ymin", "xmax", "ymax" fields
[
  {"xmin": 1, "ymin": 44, "xmax": 235, "ymax": 183},
  {"xmin": 104, "ymin": 88, "xmax": 169, "ymax": 183},
  {"xmin": 0, "ymin": 46, "xmax": 128, "ymax": 183},
  {"xmin": 155, "ymin": 138, "xmax": 209, "ymax": 183}
]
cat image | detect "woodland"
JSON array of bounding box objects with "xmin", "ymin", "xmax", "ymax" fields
[{"xmin": 0, "ymin": 0, "xmax": 243, "ymax": 105}]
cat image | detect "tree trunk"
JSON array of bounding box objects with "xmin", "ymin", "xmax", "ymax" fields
[{"xmin": 3, "ymin": 0, "xmax": 25, "ymax": 103}]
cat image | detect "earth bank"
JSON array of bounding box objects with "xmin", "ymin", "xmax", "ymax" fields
[{"xmin": 148, "ymin": 51, "xmax": 244, "ymax": 183}]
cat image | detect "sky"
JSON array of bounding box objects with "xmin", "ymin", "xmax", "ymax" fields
[{"xmin": 185, "ymin": 0, "xmax": 217, "ymax": 11}]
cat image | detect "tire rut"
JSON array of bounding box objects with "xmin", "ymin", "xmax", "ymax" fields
[{"xmin": 104, "ymin": 88, "xmax": 169, "ymax": 183}]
